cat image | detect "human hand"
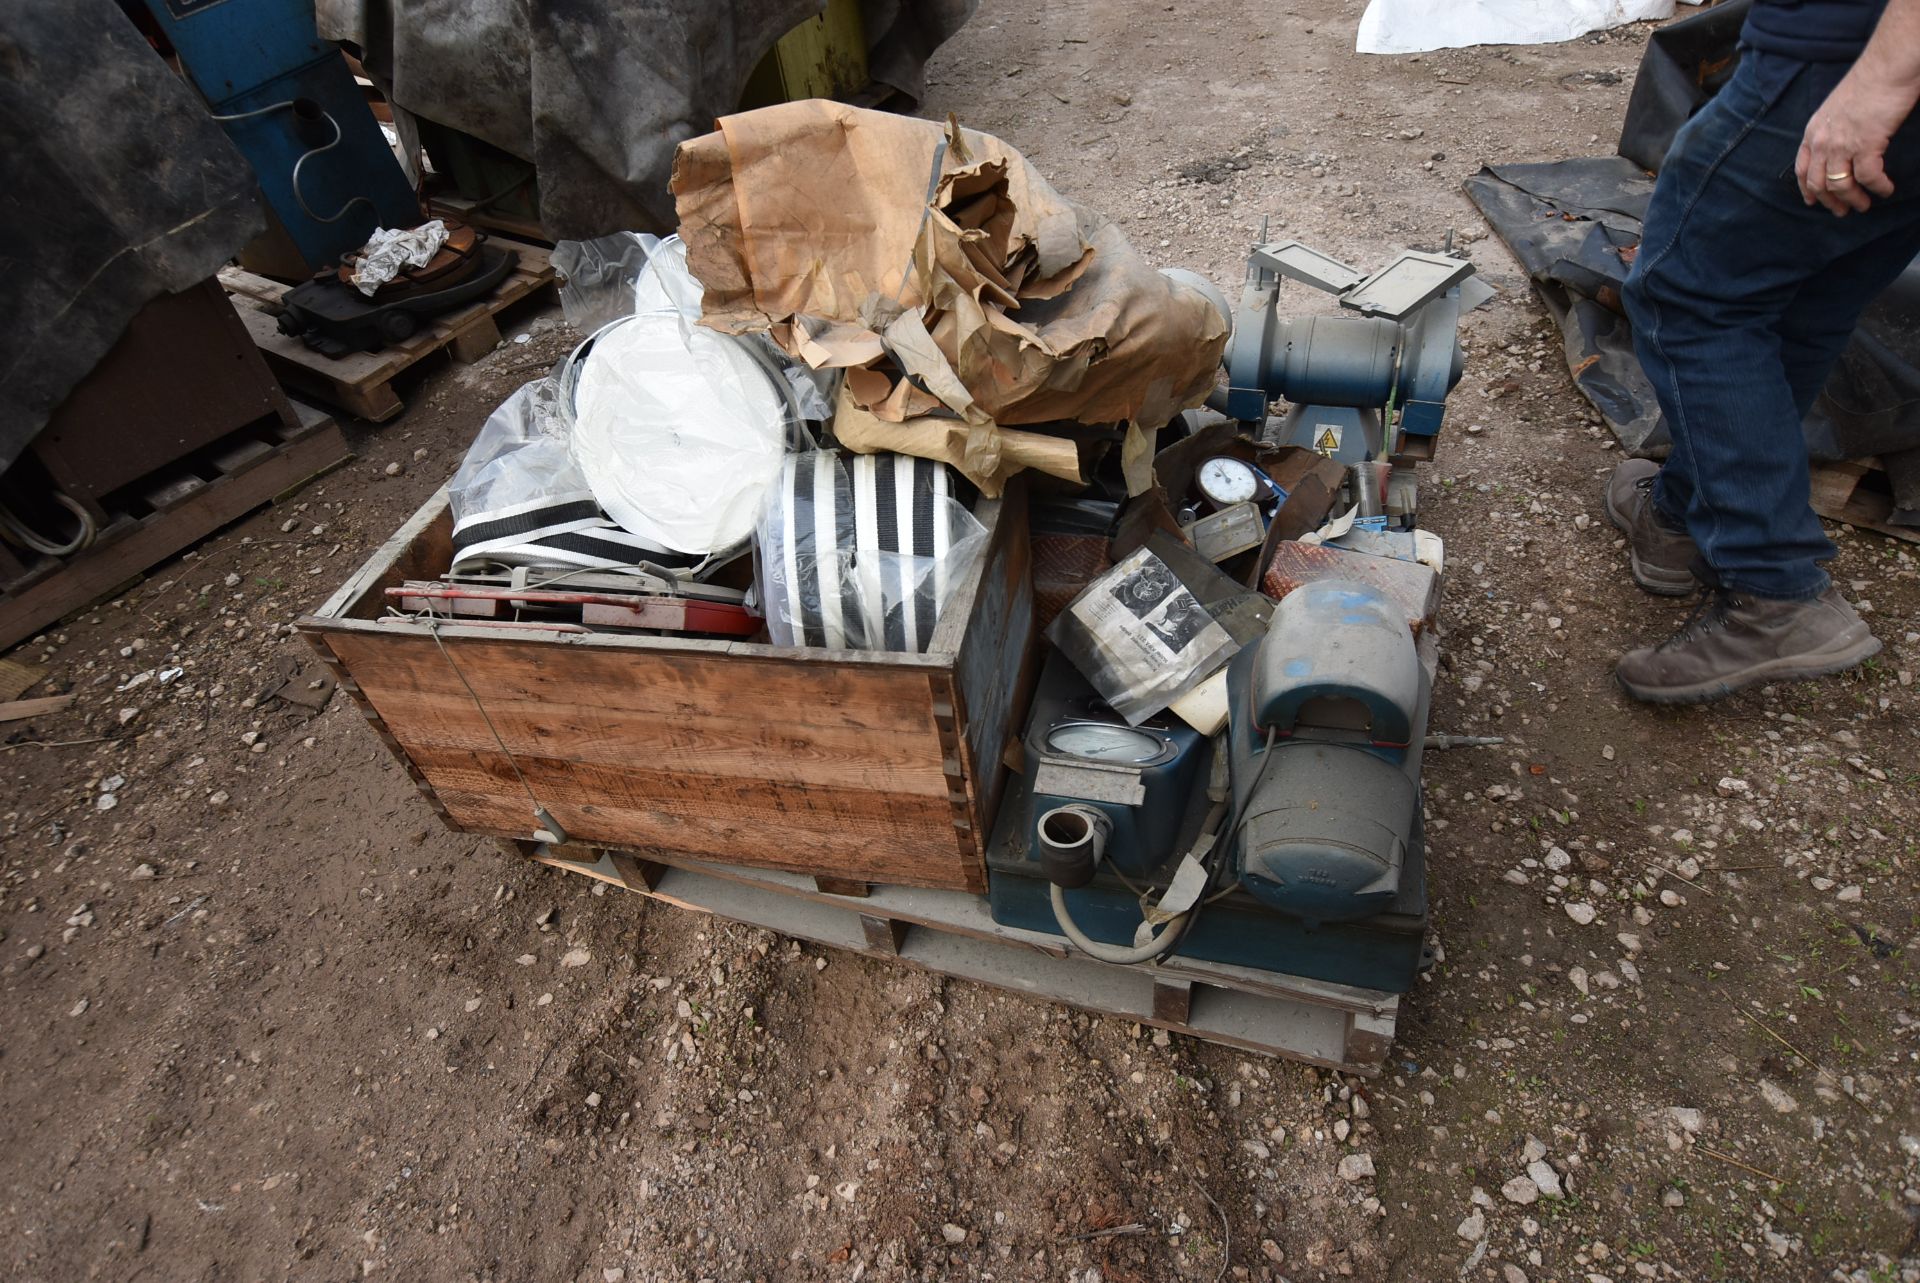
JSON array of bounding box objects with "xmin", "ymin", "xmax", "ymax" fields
[{"xmin": 1796, "ymin": 71, "xmax": 1912, "ymax": 216}]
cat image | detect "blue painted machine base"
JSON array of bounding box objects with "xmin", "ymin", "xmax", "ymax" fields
[{"xmin": 985, "ymin": 776, "xmax": 1430, "ymax": 994}]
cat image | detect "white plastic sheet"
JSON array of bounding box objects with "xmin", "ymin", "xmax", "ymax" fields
[{"xmin": 1356, "ymin": 0, "xmax": 1680, "ymax": 55}]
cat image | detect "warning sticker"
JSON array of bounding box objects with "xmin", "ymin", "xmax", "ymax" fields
[{"xmin": 1313, "ymin": 423, "xmax": 1344, "ymax": 455}]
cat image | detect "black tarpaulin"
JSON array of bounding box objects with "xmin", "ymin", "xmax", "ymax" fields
[
  {"xmin": 0, "ymin": 0, "xmax": 266, "ymax": 475},
  {"xmin": 316, "ymin": 0, "xmax": 977, "ymax": 241}
]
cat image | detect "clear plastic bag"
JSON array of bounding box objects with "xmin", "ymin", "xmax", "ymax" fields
[
  {"xmin": 756, "ymin": 450, "xmax": 987, "ymax": 652},
  {"xmin": 551, "ymin": 232, "xmax": 656, "ymax": 334}
]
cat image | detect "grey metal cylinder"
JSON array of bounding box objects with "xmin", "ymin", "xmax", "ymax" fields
[{"xmin": 1268, "ymin": 315, "xmax": 1402, "ymax": 407}]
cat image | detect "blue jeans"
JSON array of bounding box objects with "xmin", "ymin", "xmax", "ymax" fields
[{"xmin": 1623, "ymin": 48, "xmax": 1920, "ymax": 599}]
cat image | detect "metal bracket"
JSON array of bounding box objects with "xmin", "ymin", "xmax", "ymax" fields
[{"xmin": 1339, "ymin": 250, "xmax": 1475, "ymax": 321}]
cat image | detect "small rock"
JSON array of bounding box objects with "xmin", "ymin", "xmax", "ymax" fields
[
  {"xmin": 1615, "ymin": 932, "xmax": 1642, "ymax": 954},
  {"xmin": 411, "ymin": 448, "xmax": 429, "ymax": 463},
  {"xmin": 1564, "ymin": 901, "xmax": 1597, "ymax": 926},
  {"xmin": 383, "ymin": 462, "xmax": 403, "ymax": 477},
  {"xmin": 1261, "ymin": 1239, "xmax": 1285, "ymax": 1265},
  {"xmin": 1544, "ymin": 846, "xmax": 1572, "ymax": 871},
  {"xmin": 69, "ymin": 998, "xmax": 89, "ymax": 1017},
  {"xmin": 1836, "ymin": 884, "xmax": 1862, "ymax": 903},
  {"xmin": 941, "ymin": 1223, "xmax": 967, "ymax": 1244},
  {"xmin": 424, "ymin": 1027, "xmax": 440, "ymax": 1041},
  {"xmin": 464, "ymin": 997, "xmax": 482, "ymax": 1013},
  {"xmin": 834, "ymin": 1181, "xmax": 859, "ymax": 1202},
  {"xmin": 223, "ymin": 572, "xmax": 242, "ymax": 588},
  {"xmin": 1526, "ymin": 1159, "xmax": 1563, "ymax": 1199},
  {"xmin": 1522, "ymin": 1134, "xmax": 1548, "ymax": 1163},
  {"xmin": 1667, "ymin": 1107, "xmax": 1704, "ymax": 1134},
  {"xmin": 95, "ymin": 793, "xmax": 117, "ymax": 812},
  {"xmin": 1502, "ymin": 1176, "xmax": 1540, "ymax": 1205},
  {"xmin": 1243, "ymin": 1139, "xmax": 1272, "ymax": 1160},
  {"xmin": 1758, "ymin": 1079, "xmax": 1799, "ymax": 1114},
  {"xmin": 1569, "ymin": 966, "xmax": 1590, "ymax": 996},
  {"xmin": 208, "ymin": 790, "xmax": 230, "ymax": 808},
  {"xmin": 1659, "ymin": 889, "xmax": 1684, "ymax": 907},
  {"xmin": 26, "ymin": 944, "xmax": 45, "ymax": 960},
  {"xmin": 1715, "ymin": 777, "xmax": 1750, "ymax": 797},
  {"xmin": 1503, "ymin": 1266, "xmax": 1530, "ymax": 1283},
  {"xmin": 1456, "ymin": 1209, "xmax": 1485, "ymax": 1242},
  {"xmin": 1662, "ymin": 1187, "xmax": 1685, "ymax": 1208},
  {"xmin": 603, "ymin": 1269, "xmax": 626, "ymax": 1283},
  {"xmin": 586, "ymin": 1092, "xmax": 602, "ymax": 1108},
  {"xmin": 1338, "ymin": 1152, "xmax": 1375, "ymax": 1182},
  {"xmin": 559, "ymin": 948, "xmax": 591, "ymax": 968}
]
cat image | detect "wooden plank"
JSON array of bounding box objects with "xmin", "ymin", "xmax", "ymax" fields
[
  {"xmin": 319, "ymin": 629, "xmax": 951, "ymax": 741},
  {"xmin": 1808, "ymin": 457, "xmax": 1920, "ymax": 545},
  {"xmin": 1153, "ymin": 975, "xmax": 1194, "ymax": 1024},
  {"xmin": 0, "ymin": 658, "xmax": 47, "ymax": 701},
  {"xmin": 0, "ymin": 694, "xmax": 74, "ymax": 724},
  {"xmin": 860, "ymin": 913, "xmax": 908, "ymax": 954},
  {"xmin": 430, "ymin": 767, "xmax": 976, "ymax": 892},
  {"xmin": 0, "ymin": 418, "xmax": 351, "ymax": 652}
]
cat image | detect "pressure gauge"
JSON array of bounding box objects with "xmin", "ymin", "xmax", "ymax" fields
[
  {"xmin": 1196, "ymin": 455, "xmax": 1265, "ymax": 508},
  {"xmin": 1044, "ymin": 720, "xmax": 1174, "ymax": 764}
]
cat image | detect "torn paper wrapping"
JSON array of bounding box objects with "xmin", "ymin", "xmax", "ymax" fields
[{"xmin": 672, "ymin": 100, "xmax": 1229, "ymax": 494}]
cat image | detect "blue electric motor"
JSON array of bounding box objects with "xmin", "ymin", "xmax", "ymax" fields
[{"xmin": 1224, "ymin": 578, "xmax": 1430, "ymax": 926}]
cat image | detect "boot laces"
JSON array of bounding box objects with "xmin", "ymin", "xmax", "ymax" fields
[{"xmin": 1658, "ymin": 588, "xmax": 1737, "ymax": 651}]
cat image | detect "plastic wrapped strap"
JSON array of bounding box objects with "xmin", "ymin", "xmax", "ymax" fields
[{"xmin": 757, "ymin": 451, "xmax": 987, "ymax": 652}]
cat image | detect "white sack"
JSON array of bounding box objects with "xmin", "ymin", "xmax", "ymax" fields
[{"xmin": 1356, "ymin": 0, "xmax": 1680, "ymax": 55}]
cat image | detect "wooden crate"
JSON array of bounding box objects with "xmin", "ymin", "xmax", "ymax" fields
[
  {"xmin": 219, "ymin": 236, "xmax": 556, "ymax": 422},
  {"xmin": 522, "ymin": 840, "xmax": 1400, "ymax": 1075},
  {"xmin": 299, "ymin": 486, "xmax": 1036, "ymax": 893}
]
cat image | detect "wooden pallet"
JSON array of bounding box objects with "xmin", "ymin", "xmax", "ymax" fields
[
  {"xmin": 521, "ymin": 840, "xmax": 1401, "ymax": 1076},
  {"xmin": 0, "ymin": 404, "xmax": 351, "ymax": 652},
  {"xmin": 219, "ymin": 236, "xmax": 556, "ymax": 422},
  {"xmin": 1810, "ymin": 457, "xmax": 1920, "ymax": 545}
]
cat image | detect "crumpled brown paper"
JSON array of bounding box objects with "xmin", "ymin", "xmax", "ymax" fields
[{"xmin": 672, "ymin": 100, "xmax": 1229, "ymax": 494}]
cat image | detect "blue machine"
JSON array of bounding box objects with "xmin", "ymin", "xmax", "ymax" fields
[
  {"xmin": 986, "ymin": 593, "xmax": 1433, "ymax": 994},
  {"xmin": 1222, "ymin": 240, "xmax": 1472, "ymax": 465},
  {"xmin": 140, "ymin": 0, "xmax": 419, "ymax": 270}
]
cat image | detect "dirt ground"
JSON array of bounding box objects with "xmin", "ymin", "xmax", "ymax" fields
[{"xmin": 4, "ymin": 2, "xmax": 1918, "ymax": 1280}]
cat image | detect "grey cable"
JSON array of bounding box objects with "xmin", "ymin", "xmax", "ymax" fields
[
  {"xmin": 207, "ymin": 99, "xmax": 376, "ymax": 225},
  {"xmin": 421, "ymin": 613, "xmax": 568, "ymax": 843},
  {"xmin": 0, "ymin": 493, "xmax": 97, "ymax": 557}
]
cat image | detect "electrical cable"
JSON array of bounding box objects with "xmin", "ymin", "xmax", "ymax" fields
[
  {"xmin": 208, "ymin": 99, "xmax": 377, "ymax": 225},
  {"xmin": 0, "ymin": 493, "xmax": 98, "ymax": 557},
  {"xmin": 289, "ymin": 111, "xmax": 378, "ymax": 225}
]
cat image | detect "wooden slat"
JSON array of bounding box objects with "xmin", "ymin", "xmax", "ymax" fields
[
  {"xmin": 0, "ymin": 694, "xmax": 74, "ymax": 724},
  {"xmin": 436, "ymin": 772, "xmax": 973, "ymax": 891},
  {"xmin": 0, "ymin": 417, "xmax": 351, "ymax": 652},
  {"xmin": 1809, "ymin": 456, "xmax": 1920, "ymax": 545},
  {"xmin": 949, "ymin": 479, "xmax": 1038, "ymax": 848}
]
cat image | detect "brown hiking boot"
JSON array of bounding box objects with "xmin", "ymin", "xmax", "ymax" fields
[
  {"xmin": 1604, "ymin": 459, "xmax": 1699, "ymax": 596},
  {"xmin": 1616, "ymin": 586, "xmax": 1880, "ymax": 704}
]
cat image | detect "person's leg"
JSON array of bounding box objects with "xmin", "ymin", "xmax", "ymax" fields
[
  {"xmin": 1623, "ymin": 51, "xmax": 1920, "ymax": 600},
  {"xmin": 1777, "ymin": 236, "xmax": 1920, "ymax": 421}
]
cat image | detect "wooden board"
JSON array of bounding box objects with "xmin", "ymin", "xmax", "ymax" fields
[
  {"xmin": 301, "ymin": 488, "xmax": 1034, "ymax": 894},
  {"xmin": 0, "ymin": 694, "xmax": 73, "ymax": 724},
  {"xmin": 524, "ymin": 841, "xmax": 1398, "ymax": 1075},
  {"xmin": 219, "ymin": 236, "xmax": 555, "ymax": 422},
  {"xmin": 0, "ymin": 407, "xmax": 351, "ymax": 653},
  {"xmin": 1810, "ymin": 457, "xmax": 1920, "ymax": 545}
]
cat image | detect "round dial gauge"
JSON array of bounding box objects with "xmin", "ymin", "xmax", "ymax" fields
[
  {"xmin": 1196, "ymin": 455, "xmax": 1264, "ymax": 507},
  {"xmin": 1045, "ymin": 721, "xmax": 1167, "ymax": 763}
]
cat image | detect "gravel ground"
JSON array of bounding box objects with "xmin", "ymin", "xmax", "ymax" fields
[{"xmin": 2, "ymin": 2, "xmax": 1917, "ymax": 1281}]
